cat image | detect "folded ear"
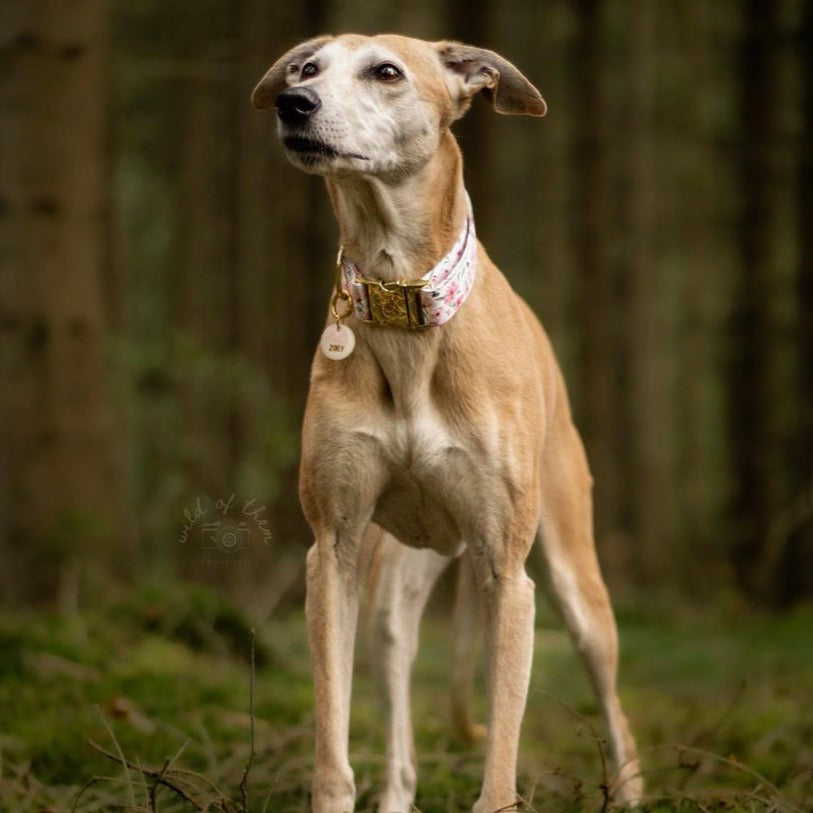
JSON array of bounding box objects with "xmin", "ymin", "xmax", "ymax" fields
[
  {"xmin": 436, "ymin": 42, "xmax": 547, "ymax": 118},
  {"xmin": 251, "ymin": 35, "xmax": 333, "ymax": 110}
]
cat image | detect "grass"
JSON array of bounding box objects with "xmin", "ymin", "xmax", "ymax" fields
[{"xmin": 0, "ymin": 583, "xmax": 811, "ymax": 812}]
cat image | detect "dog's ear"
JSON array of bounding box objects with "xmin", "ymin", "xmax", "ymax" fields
[
  {"xmin": 251, "ymin": 35, "xmax": 333, "ymax": 110},
  {"xmin": 436, "ymin": 42, "xmax": 546, "ymax": 118}
]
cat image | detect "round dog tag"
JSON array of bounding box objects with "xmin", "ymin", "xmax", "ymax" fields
[{"xmin": 320, "ymin": 323, "xmax": 355, "ymax": 360}]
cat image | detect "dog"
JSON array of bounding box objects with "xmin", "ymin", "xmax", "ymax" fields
[{"xmin": 252, "ymin": 34, "xmax": 643, "ymax": 813}]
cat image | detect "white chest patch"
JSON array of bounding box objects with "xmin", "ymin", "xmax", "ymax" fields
[{"xmin": 395, "ymin": 406, "xmax": 453, "ymax": 469}]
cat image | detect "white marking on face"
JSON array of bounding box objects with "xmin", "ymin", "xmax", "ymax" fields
[{"xmin": 278, "ymin": 40, "xmax": 443, "ymax": 178}]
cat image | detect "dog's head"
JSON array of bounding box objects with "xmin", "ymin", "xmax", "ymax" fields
[{"xmin": 252, "ymin": 34, "xmax": 546, "ymax": 178}]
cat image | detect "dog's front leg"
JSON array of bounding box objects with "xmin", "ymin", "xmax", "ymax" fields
[
  {"xmin": 470, "ymin": 539, "xmax": 537, "ymax": 813},
  {"xmin": 306, "ymin": 533, "xmax": 363, "ymax": 813}
]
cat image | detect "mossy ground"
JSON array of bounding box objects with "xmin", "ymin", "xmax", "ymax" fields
[{"xmin": 1, "ymin": 585, "xmax": 811, "ymax": 812}]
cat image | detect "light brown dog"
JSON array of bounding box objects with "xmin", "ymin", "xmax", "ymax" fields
[{"xmin": 253, "ymin": 33, "xmax": 642, "ymax": 813}]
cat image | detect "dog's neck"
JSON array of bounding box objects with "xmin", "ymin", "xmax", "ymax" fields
[{"xmin": 326, "ymin": 131, "xmax": 468, "ymax": 283}]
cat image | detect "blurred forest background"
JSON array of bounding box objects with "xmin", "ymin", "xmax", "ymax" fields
[{"xmin": 1, "ymin": 0, "xmax": 811, "ymax": 615}]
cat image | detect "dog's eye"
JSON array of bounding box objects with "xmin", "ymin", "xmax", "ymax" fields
[
  {"xmin": 373, "ymin": 63, "xmax": 403, "ymax": 82},
  {"xmin": 301, "ymin": 61, "xmax": 319, "ymax": 78}
]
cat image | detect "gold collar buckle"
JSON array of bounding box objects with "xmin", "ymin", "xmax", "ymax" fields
[{"xmin": 359, "ymin": 277, "xmax": 430, "ymax": 329}]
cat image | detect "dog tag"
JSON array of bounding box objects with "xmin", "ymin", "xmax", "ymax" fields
[{"xmin": 320, "ymin": 323, "xmax": 355, "ymax": 360}]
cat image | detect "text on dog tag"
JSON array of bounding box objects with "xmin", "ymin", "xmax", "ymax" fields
[{"xmin": 320, "ymin": 323, "xmax": 355, "ymax": 360}]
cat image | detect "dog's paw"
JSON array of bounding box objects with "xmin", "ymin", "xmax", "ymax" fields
[{"xmin": 312, "ymin": 770, "xmax": 356, "ymax": 813}]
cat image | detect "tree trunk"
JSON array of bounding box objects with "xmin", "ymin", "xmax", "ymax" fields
[
  {"xmin": 570, "ymin": 0, "xmax": 625, "ymax": 583},
  {"xmin": 0, "ymin": 0, "xmax": 120, "ymax": 606},
  {"xmin": 530, "ymin": 0, "xmax": 573, "ymax": 364},
  {"xmin": 626, "ymin": 1, "xmax": 671, "ymax": 584},
  {"xmin": 772, "ymin": 0, "xmax": 813, "ymax": 603},
  {"xmin": 172, "ymin": 62, "xmax": 232, "ymax": 497},
  {"xmin": 673, "ymin": 1, "xmax": 730, "ymax": 593},
  {"xmin": 728, "ymin": 0, "xmax": 783, "ymax": 598}
]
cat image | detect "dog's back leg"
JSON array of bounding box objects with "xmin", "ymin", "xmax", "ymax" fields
[
  {"xmin": 450, "ymin": 550, "xmax": 487, "ymax": 744},
  {"xmin": 537, "ymin": 423, "xmax": 643, "ymax": 804},
  {"xmin": 368, "ymin": 532, "xmax": 450, "ymax": 813}
]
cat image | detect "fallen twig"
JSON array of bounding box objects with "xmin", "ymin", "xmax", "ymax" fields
[
  {"xmin": 238, "ymin": 628, "xmax": 257, "ymax": 813},
  {"xmin": 88, "ymin": 739, "xmax": 203, "ymax": 810}
]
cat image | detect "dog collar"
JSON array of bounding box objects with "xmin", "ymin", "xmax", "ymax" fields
[{"xmin": 339, "ymin": 200, "xmax": 477, "ymax": 329}]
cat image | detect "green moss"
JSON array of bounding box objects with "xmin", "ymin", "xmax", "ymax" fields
[{"xmin": 1, "ymin": 593, "xmax": 811, "ymax": 811}]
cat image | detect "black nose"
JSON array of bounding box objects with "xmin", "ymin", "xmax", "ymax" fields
[{"xmin": 275, "ymin": 87, "xmax": 322, "ymax": 126}]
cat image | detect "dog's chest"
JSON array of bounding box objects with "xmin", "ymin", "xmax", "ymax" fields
[
  {"xmin": 386, "ymin": 404, "xmax": 451, "ymax": 467},
  {"xmin": 361, "ymin": 403, "xmax": 504, "ymax": 554}
]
